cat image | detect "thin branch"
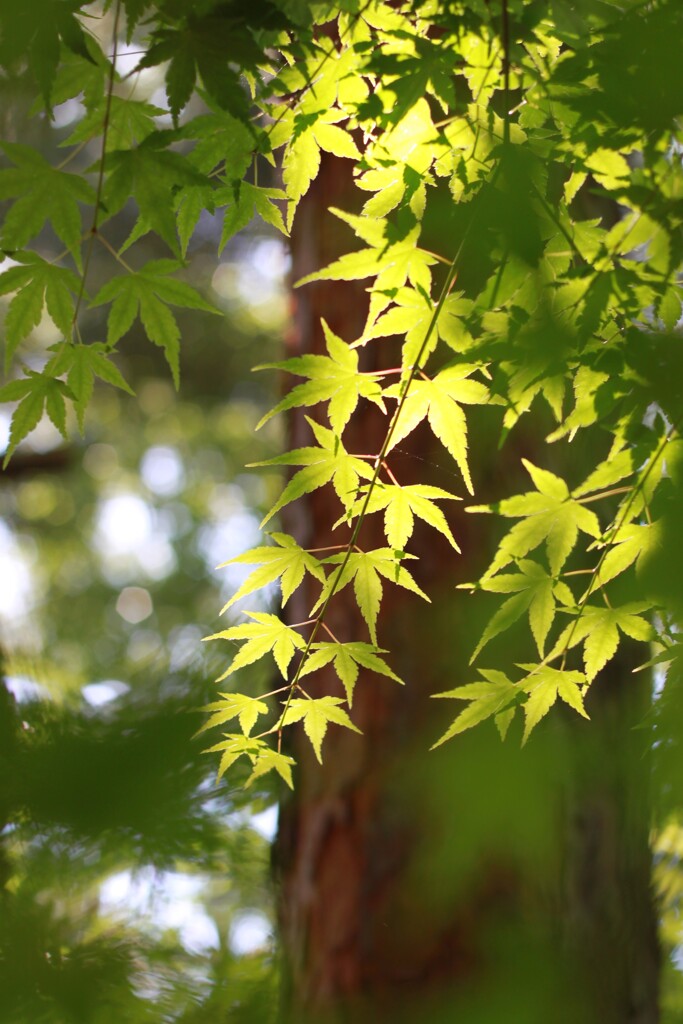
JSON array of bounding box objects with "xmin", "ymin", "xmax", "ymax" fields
[
  {"xmin": 501, "ymin": 0, "xmax": 511, "ymax": 145},
  {"xmin": 96, "ymin": 231, "xmax": 134, "ymax": 273},
  {"xmin": 558, "ymin": 420, "xmax": 682, "ymax": 670},
  {"xmin": 70, "ymin": 0, "xmax": 121, "ymax": 339},
  {"xmin": 577, "ymin": 485, "xmax": 632, "ymax": 504},
  {"xmin": 273, "ymin": 177, "xmax": 491, "ymax": 746}
]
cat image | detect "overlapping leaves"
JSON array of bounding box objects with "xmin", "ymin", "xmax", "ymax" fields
[
  {"xmin": 257, "ymin": 320, "xmax": 384, "ymax": 434},
  {"xmin": 0, "ymin": 0, "xmax": 680, "ymax": 780}
]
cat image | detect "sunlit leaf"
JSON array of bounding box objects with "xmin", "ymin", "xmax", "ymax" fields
[{"xmin": 279, "ymin": 696, "xmax": 361, "ymax": 762}]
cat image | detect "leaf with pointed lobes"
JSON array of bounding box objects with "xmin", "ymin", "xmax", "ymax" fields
[
  {"xmin": 469, "ymin": 560, "xmax": 568, "ymax": 661},
  {"xmin": 521, "ymin": 667, "xmax": 588, "ymax": 743},
  {"xmin": 256, "ymin": 320, "xmax": 384, "ymax": 435},
  {"xmin": 0, "ymin": 142, "xmax": 95, "ymax": 263},
  {"xmin": 313, "ymin": 549, "xmax": 429, "ymax": 644},
  {"xmin": 297, "ymin": 641, "xmax": 403, "ymax": 705},
  {"xmin": 219, "ymin": 532, "xmax": 325, "ymax": 611},
  {"xmin": 343, "ymin": 483, "xmax": 461, "ymax": 551},
  {"xmin": 279, "ymin": 696, "xmax": 361, "ymax": 763},
  {"xmin": 432, "ymin": 670, "xmax": 519, "ymax": 747},
  {"xmin": 204, "ymin": 612, "xmax": 306, "ymax": 681},
  {"xmin": 91, "ymin": 260, "xmax": 219, "ymax": 388},
  {"xmin": 0, "ymin": 253, "xmax": 80, "ymax": 370},
  {"xmin": 203, "ymin": 734, "xmax": 295, "ymax": 787},
  {"xmin": 45, "ymin": 341, "xmax": 134, "ymax": 432},
  {"xmin": 384, "ymin": 366, "xmax": 489, "ymax": 494},
  {"xmin": 251, "ymin": 418, "xmax": 374, "ymax": 525},
  {"xmin": 196, "ymin": 693, "xmax": 270, "ymax": 738},
  {"xmin": 0, "ymin": 371, "xmax": 72, "ymax": 468},
  {"xmin": 546, "ymin": 604, "xmax": 654, "ymax": 683},
  {"xmin": 470, "ymin": 459, "xmax": 601, "ymax": 577}
]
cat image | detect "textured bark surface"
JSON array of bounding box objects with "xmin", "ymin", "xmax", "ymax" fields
[
  {"xmin": 559, "ymin": 652, "xmax": 660, "ymax": 1024},
  {"xmin": 274, "ymin": 152, "xmax": 660, "ymax": 1024}
]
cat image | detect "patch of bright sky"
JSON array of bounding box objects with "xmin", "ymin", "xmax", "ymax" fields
[
  {"xmin": 50, "ymin": 98, "xmax": 86, "ymax": 129},
  {"xmin": 212, "ymin": 238, "xmax": 290, "ymax": 329},
  {"xmin": 100, "ymin": 867, "xmax": 273, "ymax": 956},
  {"xmin": 226, "ymin": 806, "xmax": 278, "ymax": 843},
  {"xmin": 149, "ymin": 89, "xmax": 174, "ymax": 126},
  {"xmin": 100, "ymin": 869, "xmax": 221, "ymax": 954},
  {"xmin": 113, "ymin": 43, "xmax": 167, "ymax": 109},
  {"xmin": 94, "ymin": 492, "xmax": 176, "ymax": 582},
  {"xmin": 82, "ymin": 679, "xmax": 130, "ymax": 707},
  {"xmin": 5, "ymin": 675, "xmax": 46, "ymax": 702},
  {"xmin": 0, "ymin": 521, "xmax": 35, "ymax": 622},
  {"xmin": 200, "ymin": 486, "xmax": 261, "ymax": 565},
  {"xmin": 115, "ymin": 43, "xmax": 145, "ymax": 79},
  {"xmin": 230, "ymin": 911, "xmax": 272, "ymax": 956},
  {"xmin": 140, "ymin": 446, "xmax": 185, "ymax": 497},
  {"xmin": 250, "ymin": 804, "xmax": 278, "ymax": 842}
]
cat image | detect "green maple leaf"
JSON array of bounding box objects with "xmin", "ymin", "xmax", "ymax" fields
[
  {"xmin": 197, "ymin": 693, "xmax": 270, "ymax": 737},
  {"xmin": 0, "ymin": 254, "xmax": 80, "ymax": 370},
  {"xmin": 218, "ymin": 181, "xmax": 287, "ymax": 251},
  {"xmin": 283, "ymin": 126, "xmax": 320, "ymax": 229},
  {"xmin": 573, "ymin": 446, "xmax": 639, "ymax": 498},
  {"xmin": 384, "ymin": 366, "xmax": 490, "ymax": 494},
  {"xmin": 550, "ymin": 603, "xmax": 654, "ymax": 682},
  {"xmin": 298, "ymin": 641, "xmax": 402, "ymax": 705},
  {"xmin": 246, "ymin": 747, "xmax": 296, "ymax": 789},
  {"xmin": 345, "ymin": 482, "xmax": 460, "ymax": 551},
  {"xmin": 357, "ymin": 165, "xmax": 407, "ymax": 220},
  {"xmin": 44, "ymin": 341, "xmax": 134, "ymax": 431},
  {"xmin": 134, "ymin": 3, "xmax": 284, "ymax": 120},
  {"xmin": 91, "ymin": 260, "xmax": 219, "ymax": 387},
  {"xmin": 104, "ymin": 143, "xmax": 208, "ymax": 252},
  {"xmin": 252, "ymin": 418, "xmax": 375, "ymax": 525},
  {"xmin": 257, "ymin": 319, "xmax": 384, "ymax": 434},
  {"xmin": 202, "ymin": 734, "xmax": 295, "ymax": 787},
  {"xmin": 174, "ymin": 185, "xmax": 216, "ymax": 258},
  {"xmin": 584, "ymin": 524, "xmax": 655, "ymax": 597},
  {"xmin": 0, "ymin": 371, "xmax": 72, "ymax": 467},
  {"xmin": 362, "ymin": 286, "xmax": 473, "ymax": 368},
  {"xmin": 183, "ymin": 108, "xmax": 255, "ymax": 178},
  {"xmin": 283, "ymin": 111, "xmax": 361, "ymax": 227},
  {"xmin": 432, "ymin": 669, "xmax": 520, "ymax": 747},
  {"xmin": 0, "ymin": 142, "xmax": 95, "ymax": 262},
  {"xmin": 0, "ymin": 0, "xmax": 97, "ymax": 110},
  {"xmin": 296, "ymin": 216, "xmax": 436, "ymax": 325},
  {"xmin": 546, "ymin": 366, "xmax": 611, "ymax": 442},
  {"xmin": 521, "ymin": 666, "xmax": 588, "ymax": 743},
  {"xmin": 279, "ymin": 696, "xmax": 361, "ymax": 763},
  {"xmin": 218, "ymin": 532, "xmax": 326, "ymax": 611},
  {"xmin": 63, "ymin": 96, "xmax": 163, "ymax": 152},
  {"xmin": 357, "ymin": 98, "xmax": 447, "ymax": 218},
  {"xmin": 467, "ymin": 559, "xmax": 574, "ymax": 660},
  {"xmin": 471, "ymin": 459, "xmax": 601, "ymax": 576},
  {"xmin": 314, "ymin": 549, "xmax": 429, "ymax": 643},
  {"xmin": 205, "ymin": 612, "xmax": 306, "ymax": 682}
]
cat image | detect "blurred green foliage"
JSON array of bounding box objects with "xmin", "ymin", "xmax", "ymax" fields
[
  {"xmin": 2, "ymin": 1, "xmax": 683, "ymax": 1021},
  {"xmin": 0, "ymin": 42, "xmax": 291, "ymax": 1020}
]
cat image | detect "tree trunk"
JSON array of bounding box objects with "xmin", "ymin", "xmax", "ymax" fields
[
  {"xmin": 558, "ymin": 650, "xmax": 660, "ymax": 1024},
  {"xmin": 275, "ymin": 152, "xmax": 660, "ymax": 1024}
]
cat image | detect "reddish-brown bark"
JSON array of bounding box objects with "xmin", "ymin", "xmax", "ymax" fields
[{"xmin": 275, "ymin": 153, "xmax": 660, "ymax": 1024}]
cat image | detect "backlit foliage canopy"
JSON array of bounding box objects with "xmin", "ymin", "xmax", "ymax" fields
[{"xmin": 1, "ymin": 0, "xmax": 683, "ymax": 781}]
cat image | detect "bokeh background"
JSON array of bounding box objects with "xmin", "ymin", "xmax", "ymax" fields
[{"xmin": 0, "ymin": 40, "xmax": 290, "ymax": 1021}]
